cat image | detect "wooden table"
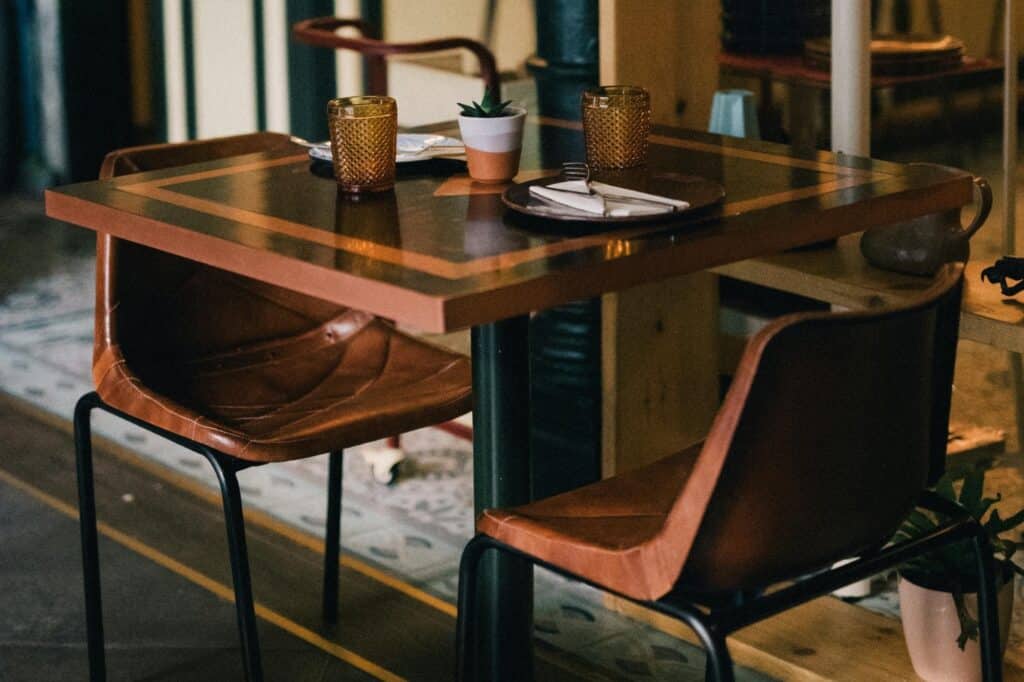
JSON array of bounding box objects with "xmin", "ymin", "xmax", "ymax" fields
[{"xmin": 46, "ymin": 118, "xmax": 974, "ymax": 680}]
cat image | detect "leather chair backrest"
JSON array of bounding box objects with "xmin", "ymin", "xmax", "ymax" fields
[
  {"xmin": 94, "ymin": 132, "xmax": 345, "ymax": 397},
  {"xmin": 659, "ymin": 264, "xmax": 964, "ymax": 592}
]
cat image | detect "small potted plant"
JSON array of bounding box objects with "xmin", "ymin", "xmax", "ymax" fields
[
  {"xmin": 457, "ymin": 88, "xmax": 526, "ymax": 184},
  {"xmin": 895, "ymin": 467, "xmax": 1024, "ymax": 682}
]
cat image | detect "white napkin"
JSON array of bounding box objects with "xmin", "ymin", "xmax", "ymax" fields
[{"xmin": 529, "ymin": 180, "xmax": 688, "ymax": 217}]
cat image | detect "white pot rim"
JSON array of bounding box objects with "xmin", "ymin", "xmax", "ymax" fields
[
  {"xmin": 457, "ymin": 107, "xmax": 526, "ymax": 153},
  {"xmin": 457, "ymin": 105, "xmax": 527, "ymax": 124},
  {"xmin": 899, "ymin": 564, "xmax": 1015, "ymax": 595}
]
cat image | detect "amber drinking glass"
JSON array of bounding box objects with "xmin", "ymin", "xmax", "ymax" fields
[
  {"xmin": 581, "ymin": 86, "xmax": 651, "ymax": 169},
  {"xmin": 327, "ymin": 96, "xmax": 397, "ymax": 192}
]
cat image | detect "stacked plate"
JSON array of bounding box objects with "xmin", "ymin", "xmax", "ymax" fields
[
  {"xmin": 307, "ymin": 134, "xmax": 465, "ymax": 164},
  {"xmin": 804, "ymin": 34, "xmax": 966, "ymax": 76}
]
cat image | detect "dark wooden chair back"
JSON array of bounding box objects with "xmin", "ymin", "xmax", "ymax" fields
[
  {"xmin": 662, "ymin": 264, "xmax": 964, "ymax": 592},
  {"xmin": 94, "ymin": 132, "xmax": 343, "ymax": 395},
  {"xmin": 291, "ymin": 16, "xmax": 500, "ymax": 97}
]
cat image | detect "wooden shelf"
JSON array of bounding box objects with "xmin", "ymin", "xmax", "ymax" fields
[{"xmin": 712, "ymin": 235, "xmax": 1024, "ymax": 354}]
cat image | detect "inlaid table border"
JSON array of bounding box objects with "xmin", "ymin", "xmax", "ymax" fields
[{"xmin": 113, "ymin": 140, "xmax": 893, "ymax": 281}]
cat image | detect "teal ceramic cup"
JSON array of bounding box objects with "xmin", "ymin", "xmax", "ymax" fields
[{"xmin": 708, "ymin": 89, "xmax": 761, "ymax": 140}]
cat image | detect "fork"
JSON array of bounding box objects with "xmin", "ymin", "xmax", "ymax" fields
[
  {"xmin": 561, "ymin": 161, "xmax": 592, "ymax": 184},
  {"xmin": 560, "ymin": 161, "xmax": 611, "ymax": 215},
  {"xmin": 560, "ymin": 161, "xmax": 678, "ymax": 211}
]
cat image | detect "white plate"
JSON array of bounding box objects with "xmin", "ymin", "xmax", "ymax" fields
[{"xmin": 308, "ymin": 133, "xmax": 465, "ymax": 164}]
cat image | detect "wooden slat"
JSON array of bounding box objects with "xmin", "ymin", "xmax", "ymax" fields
[
  {"xmin": 602, "ymin": 272, "xmax": 720, "ymax": 476},
  {"xmin": 609, "ymin": 593, "xmax": 1024, "ymax": 681},
  {"xmin": 711, "ymin": 235, "xmax": 930, "ymax": 310},
  {"xmin": 598, "ymin": 0, "xmax": 720, "ymax": 129},
  {"xmin": 962, "ymin": 261, "xmax": 1024, "ymax": 353},
  {"xmin": 712, "ymin": 235, "xmax": 1024, "ymax": 354}
]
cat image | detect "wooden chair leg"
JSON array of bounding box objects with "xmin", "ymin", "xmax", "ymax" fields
[
  {"xmin": 323, "ymin": 450, "xmax": 343, "ymax": 624},
  {"xmin": 204, "ymin": 451, "xmax": 263, "ymax": 682},
  {"xmin": 74, "ymin": 392, "xmax": 106, "ymax": 682}
]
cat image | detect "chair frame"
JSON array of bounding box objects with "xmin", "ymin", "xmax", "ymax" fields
[
  {"xmin": 456, "ymin": 489, "xmax": 1003, "ymax": 681},
  {"xmin": 74, "ymin": 391, "xmax": 345, "ymax": 682},
  {"xmin": 291, "ymin": 16, "xmax": 501, "ymax": 98}
]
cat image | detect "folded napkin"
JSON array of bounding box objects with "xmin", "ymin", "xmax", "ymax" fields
[{"xmin": 529, "ymin": 180, "xmax": 689, "ymax": 217}]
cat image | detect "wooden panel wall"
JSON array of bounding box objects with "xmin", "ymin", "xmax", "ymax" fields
[
  {"xmin": 598, "ymin": 0, "xmax": 720, "ymax": 129},
  {"xmin": 598, "ymin": 0, "xmax": 722, "ymax": 475}
]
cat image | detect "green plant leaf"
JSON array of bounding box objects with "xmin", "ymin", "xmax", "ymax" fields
[
  {"xmin": 935, "ymin": 475, "xmax": 957, "ymax": 502},
  {"xmin": 976, "ymin": 494, "xmax": 1002, "ymax": 521},
  {"xmin": 989, "ymin": 507, "xmax": 1024, "ymax": 534},
  {"xmin": 459, "ymin": 87, "xmax": 512, "ymax": 117},
  {"xmin": 958, "ymin": 469, "xmax": 985, "ymax": 516},
  {"xmin": 480, "ymin": 87, "xmax": 497, "ymax": 109},
  {"xmin": 901, "ymin": 509, "xmax": 938, "ymax": 536},
  {"xmin": 952, "ymin": 587, "xmax": 979, "ymax": 651}
]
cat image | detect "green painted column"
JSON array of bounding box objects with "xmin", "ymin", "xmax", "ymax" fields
[
  {"xmin": 286, "ymin": 0, "xmax": 336, "ymax": 141},
  {"xmin": 529, "ymin": 0, "xmax": 602, "ymax": 500}
]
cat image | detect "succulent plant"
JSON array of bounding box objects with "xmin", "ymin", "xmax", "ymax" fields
[
  {"xmin": 895, "ymin": 466, "xmax": 1024, "ymax": 649},
  {"xmin": 458, "ymin": 88, "xmax": 513, "ymax": 118}
]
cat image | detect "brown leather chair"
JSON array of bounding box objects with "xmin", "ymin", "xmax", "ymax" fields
[
  {"xmin": 292, "ymin": 16, "xmax": 496, "ymax": 455},
  {"xmin": 457, "ymin": 263, "xmax": 1003, "ymax": 681},
  {"xmin": 73, "ymin": 132, "xmax": 472, "ymax": 681},
  {"xmin": 291, "ymin": 16, "xmax": 501, "ymax": 98}
]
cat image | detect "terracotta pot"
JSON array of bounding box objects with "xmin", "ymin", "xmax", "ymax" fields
[
  {"xmin": 899, "ymin": 573, "xmax": 1014, "ymax": 682},
  {"xmin": 457, "ymin": 106, "xmax": 526, "ymax": 184}
]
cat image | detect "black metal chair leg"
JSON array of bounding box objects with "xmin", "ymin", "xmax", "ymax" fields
[
  {"xmin": 702, "ymin": 630, "xmax": 735, "ymax": 682},
  {"xmin": 74, "ymin": 392, "xmax": 106, "ymax": 682},
  {"xmin": 323, "ymin": 450, "xmax": 343, "ymax": 624},
  {"xmin": 655, "ymin": 598, "xmax": 735, "ymax": 682},
  {"xmin": 204, "ymin": 450, "xmax": 264, "ymax": 682},
  {"xmin": 973, "ymin": 530, "xmax": 1003, "ymax": 682},
  {"xmin": 456, "ymin": 535, "xmax": 490, "ymax": 682}
]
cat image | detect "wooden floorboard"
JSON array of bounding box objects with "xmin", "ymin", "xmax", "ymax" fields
[
  {"xmin": 609, "ymin": 587, "xmax": 1024, "ymax": 681},
  {"xmin": 0, "ymin": 399, "xmax": 591, "ymax": 681}
]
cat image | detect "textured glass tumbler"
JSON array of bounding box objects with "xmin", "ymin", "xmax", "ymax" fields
[
  {"xmin": 582, "ymin": 86, "xmax": 651, "ymax": 169},
  {"xmin": 327, "ymin": 96, "xmax": 397, "ymax": 192}
]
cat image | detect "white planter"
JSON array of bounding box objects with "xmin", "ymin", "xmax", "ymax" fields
[
  {"xmin": 457, "ymin": 106, "xmax": 526, "ymax": 184},
  {"xmin": 899, "ymin": 574, "xmax": 1014, "ymax": 682}
]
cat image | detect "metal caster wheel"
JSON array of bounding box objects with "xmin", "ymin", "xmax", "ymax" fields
[{"xmin": 361, "ymin": 446, "xmax": 404, "ymax": 486}]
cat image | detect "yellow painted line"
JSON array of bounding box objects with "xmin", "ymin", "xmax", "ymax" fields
[
  {"xmin": 0, "ymin": 467, "xmax": 404, "ymax": 682},
  {"xmin": 0, "ymin": 392, "xmax": 456, "ymax": 618}
]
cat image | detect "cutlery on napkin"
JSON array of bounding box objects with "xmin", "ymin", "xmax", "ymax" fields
[{"xmin": 529, "ymin": 181, "xmax": 689, "ymax": 217}]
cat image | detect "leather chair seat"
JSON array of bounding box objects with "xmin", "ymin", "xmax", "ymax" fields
[
  {"xmin": 95, "ymin": 304, "xmax": 472, "ymax": 463},
  {"xmin": 478, "ymin": 441, "xmax": 702, "ymax": 601}
]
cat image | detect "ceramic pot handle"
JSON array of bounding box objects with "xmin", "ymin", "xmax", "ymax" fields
[{"xmin": 960, "ymin": 176, "xmax": 992, "ymax": 239}]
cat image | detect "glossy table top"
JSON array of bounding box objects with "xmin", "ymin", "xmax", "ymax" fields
[{"xmin": 46, "ymin": 118, "xmax": 973, "ymax": 332}]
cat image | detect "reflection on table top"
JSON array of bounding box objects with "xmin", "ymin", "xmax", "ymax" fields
[{"xmin": 46, "ymin": 117, "xmax": 973, "ymax": 332}]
